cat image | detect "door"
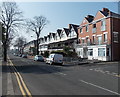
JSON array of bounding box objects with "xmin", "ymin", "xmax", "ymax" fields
[{"xmin": 83, "ymin": 47, "xmax": 88, "ymax": 58}]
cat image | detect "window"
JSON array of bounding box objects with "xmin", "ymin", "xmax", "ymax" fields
[
  {"xmin": 44, "ymin": 46, "xmax": 48, "ymax": 48},
  {"xmin": 92, "ymin": 36, "xmax": 95, "ymax": 44},
  {"xmin": 113, "ymin": 32, "xmax": 119, "ymax": 42},
  {"xmin": 79, "ymin": 39, "xmax": 81, "ymax": 43},
  {"xmin": 98, "ymin": 48, "xmax": 105, "ymax": 56},
  {"xmin": 101, "ymin": 19, "xmax": 106, "ymax": 31},
  {"xmin": 88, "ymin": 49, "xmax": 93, "ymax": 56},
  {"xmin": 56, "ymin": 34, "xmax": 60, "ymax": 40},
  {"xmin": 98, "ymin": 36, "xmax": 102, "ymax": 45},
  {"xmin": 103, "ymin": 33, "xmax": 107, "ymax": 42},
  {"xmin": 86, "ymin": 37, "xmax": 89, "ymax": 45},
  {"xmin": 86, "ymin": 25, "xmax": 89, "ymax": 32},
  {"xmin": 92, "ymin": 24, "xmax": 96, "ymax": 33},
  {"xmin": 107, "ymin": 48, "xmax": 109, "ymax": 56},
  {"xmin": 71, "ymin": 29, "xmax": 75, "ymax": 36},
  {"xmin": 80, "ymin": 28, "xmax": 82, "ymax": 33},
  {"xmin": 61, "ymin": 32, "xmax": 66, "ymax": 38},
  {"xmin": 82, "ymin": 39, "xmax": 85, "ymax": 43}
]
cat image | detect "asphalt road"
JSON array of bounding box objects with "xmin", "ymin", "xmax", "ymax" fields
[{"xmin": 6, "ymin": 54, "xmax": 119, "ymax": 96}]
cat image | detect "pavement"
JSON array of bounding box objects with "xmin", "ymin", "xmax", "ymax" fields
[
  {"xmin": 7, "ymin": 54, "xmax": 119, "ymax": 95},
  {"xmin": 2, "ymin": 57, "xmax": 14, "ymax": 96},
  {"xmin": 0, "ymin": 56, "xmax": 2, "ymax": 96}
]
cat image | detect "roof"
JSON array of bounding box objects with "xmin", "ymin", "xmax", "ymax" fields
[
  {"xmin": 63, "ymin": 28, "xmax": 69, "ymax": 36},
  {"xmin": 110, "ymin": 11, "xmax": 120, "ymax": 18},
  {"xmin": 71, "ymin": 24, "xmax": 79, "ymax": 33},
  {"xmin": 57, "ymin": 29, "xmax": 62, "ymax": 37},
  {"xmin": 85, "ymin": 15, "xmax": 94, "ymax": 23},
  {"xmin": 44, "ymin": 36, "xmax": 47, "ymax": 41},
  {"xmin": 49, "ymin": 33, "xmax": 56, "ymax": 39}
]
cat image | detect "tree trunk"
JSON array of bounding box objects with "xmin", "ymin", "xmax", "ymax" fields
[
  {"xmin": 3, "ymin": 42, "xmax": 7, "ymax": 62},
  {"xmin": 36, "ymin": 37, "xmax": 39, "ymax": 55}
]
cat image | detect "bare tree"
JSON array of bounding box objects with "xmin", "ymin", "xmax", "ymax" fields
[
  {"xmin": 0, "ymin": 2, "xmax": 23, "ymax": 61},
  {"xmin": 26, "ymin": 16, "xmax": 49, "ymax": 55},
  {"xmin": 14, "ymin": 36, "xmax": 27, "ymax": 54}
]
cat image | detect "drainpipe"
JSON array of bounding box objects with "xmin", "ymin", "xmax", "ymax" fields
[{"xmin": 110, "ymin": 14, "xmax": 113, "ymax": 61}]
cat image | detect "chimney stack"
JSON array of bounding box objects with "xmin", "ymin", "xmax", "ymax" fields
[
  {"xmin": 87, "ymin": 15, "xmax": 94, "ymax": 19},
  {"xmin": 102, "ymin": 8, "xmax": 109, "ymax": 13}
]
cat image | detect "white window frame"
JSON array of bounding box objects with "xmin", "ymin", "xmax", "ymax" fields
[
  {"xmin": 97, "ymin": 35, "xmax": 102, "ymax": 45},
  {"xmin": 113, "ymin": 32, "xmax": 119, "ymax": 43},
  {"xmin": 88, "ymin": 49, "xmax": 93, "ymax": 56},
  {"xmin": 103, "ymin": 32, "xmax": 107, "ymax": 43},
  {"xmin": 98, "ymin": 48, "xmax": 106, "ymax": 56},
  {"xmin": 101, "ymin": 19, "xmax": 106, "ymax": 31}
]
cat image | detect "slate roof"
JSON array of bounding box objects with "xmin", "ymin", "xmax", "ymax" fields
[
  {"xmin": 85, "ymin": 15, "xmax": 94, "ymax": 23},
  {"xmin": 57, "ymin": 29, "xmax": 62, "ymax": 37},
  {"xmin": 63, "ymin": 28, "xmax": 69, "ymax": 36},
  {"xmin": 71, "ymin": 24, "xmax": 79, "ymax": 33}
]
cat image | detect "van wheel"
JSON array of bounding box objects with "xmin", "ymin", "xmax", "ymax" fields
[
  {"xmin": 61, "ymin": 63, "xmax": 63, "ymax": 66},
  {"xmin": 50, "ymin": 62, "xmax": 53, "ymax": 65}
]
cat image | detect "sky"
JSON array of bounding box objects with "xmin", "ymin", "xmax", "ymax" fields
[
  {"xmin": 16, "ymin": 2, "xmax": 119, "ymax": 42},
  {"xmin": 0, "ymin": 1, "xmax": 119, "ymax": 43}
]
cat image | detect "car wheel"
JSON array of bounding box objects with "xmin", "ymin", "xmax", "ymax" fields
[
  {"xmin": 50, "ymin": 62, "xmax": 53, "ymax": 65},
  {"xmin": 60, "ymin": 62, "xmax": 63, "ymax": 66}
]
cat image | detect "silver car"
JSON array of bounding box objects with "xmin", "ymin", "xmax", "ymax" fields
[{"xmin": 34, "ymin": 55, "xmax": 44, "ymax": 62}]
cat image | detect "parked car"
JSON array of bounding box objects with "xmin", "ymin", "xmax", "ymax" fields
[
  {"xmin": 19, "ymin": 54, "xmax": 22, "ymax": 57},
  {"xmin": 46, "ymin": 53, "xmax": 63, "ymax": 65},
  {"xmin": 34, "ymin": 55, "xmax": 44, "ymax": 62},
  {"xmin": 22, "ymin": 54, "xmax": 27, "ymax": 58},
  {"xmin": 13, "ymin": 53, "xmax": 16, "ymax": 56}
]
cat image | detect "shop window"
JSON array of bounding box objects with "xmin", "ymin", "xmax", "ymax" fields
[
  {"xmin": 98, "ymin": 48, "xmax": 105, "ymax": 56},
  {"xmin": 88, "ymin": 49, "xmax": 93, "ymax": 56}
]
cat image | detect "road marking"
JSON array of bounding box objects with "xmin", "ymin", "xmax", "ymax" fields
[
  {"xmin": 112, "ymin": 72, "xmax": 117, "ymax": 75},
  {"xmin": 105, "ymin": 71, "xmax": 110, "ymax": 73},
  {"xmin": 58, "ymin": 72, "xmax": 67, "ymax": 75},
  {"xmin": 99, "ymin": 70, "xmax": 105, "ymax": 73},
  {"xmin": 89, "ymin": 68, "xmax": 119, "ymax": 78},
  {"xmin": 8, "ymin": 57, "xmax": 32, "ymax": 97},
  {"xmin": 115, "ymin": 75, "xmax": 120, "ymax": 77},
  {"xmin": 9, "ymin": 60, "xmax": 27, "ymax": 97},
  {"xmin": 80, "ymin": 80, "xmax": 120, "ymax": 95},
  {"xmin": 13, "ymin": 65, "xmax": 32, "ymax": 97},
  {"xmin": 89, "ymin": 69, "xmax": 93, "ymax": 70}
]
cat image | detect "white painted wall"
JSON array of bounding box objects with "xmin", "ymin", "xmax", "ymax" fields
[
  {"xmin": 93, "ymin": 48, "xmax": 98, "ymax": 59},
  {"xmin": 76, "ymin": 45, "xmax": 111, "ymax": 61}
]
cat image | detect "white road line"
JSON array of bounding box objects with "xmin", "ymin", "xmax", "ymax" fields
[
  {"xmin": 99, "ymin": 70, "xmax": 105, "ymax": 73},
  {"xmin": 58, "ymin": 72, "xmax": 67, "ymax": 75},
  {"xmin": 80, "ymin": 80, "xmax": 120, "ymax": 95},
  {"xmin": 105, "ymin": 71, "xmax": 110, "ymax": 73},
  {"xmin": 89, "ymin": 69, "xmax": 93, "ymax": 70},
  {"xmin": 112, "ymin": 72, "xmax": 117, "ymax": 75}
]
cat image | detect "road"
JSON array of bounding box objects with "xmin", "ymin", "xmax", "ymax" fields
[{"xmin": 3, "ymin": 54, "xmax": 119, "ymax": 96}]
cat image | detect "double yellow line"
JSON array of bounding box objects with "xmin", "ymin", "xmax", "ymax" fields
[{"xmin": 8, "ymin": 57, "xmax": 32, "ymax": 97}]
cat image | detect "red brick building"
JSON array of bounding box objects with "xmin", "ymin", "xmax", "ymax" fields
[{"xmin": 76, "ymin": 8, "xmax": 120, "ymax": 61}]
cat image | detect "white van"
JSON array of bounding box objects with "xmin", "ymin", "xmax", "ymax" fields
[{"xmin": 46, "ymin": 53, "xmax": 63, "ymax": 65}]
